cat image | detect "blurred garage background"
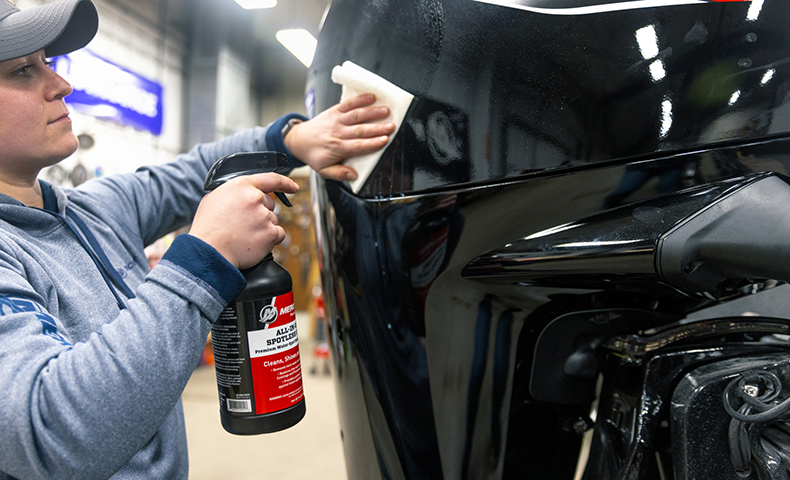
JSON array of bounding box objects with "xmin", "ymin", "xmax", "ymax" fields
[{"xmin": 18, "ymin": 0, "xmax": 346, "ymax": 477}]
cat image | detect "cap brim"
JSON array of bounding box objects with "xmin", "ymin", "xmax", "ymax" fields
[{"xmin": 0, "ymin": 0, "xmax": 98, "ymax": 62}]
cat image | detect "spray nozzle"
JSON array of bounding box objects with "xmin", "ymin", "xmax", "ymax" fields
[{"xmin": 203, "ymin": 151, "xmax": 293, "ymax": 207}]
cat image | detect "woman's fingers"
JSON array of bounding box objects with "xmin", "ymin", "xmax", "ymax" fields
[
  {"xmin": 341, "ymin": 105, "xmax": 392, "ymax": 126},
  {"xmin": 244, "ymin": 172, "xmax": 300, "ymax": 195},
  {"xmin": 189, "ymin": 172, "xmax": 299, "ymax": 269},
  {"xmin": 343, "ymin": 121, "xmax": 396, "ymax": 140},
  {"xmin": 336, "ymin": 93, "xmax": 377, "ymax": 113},
  {"xmin": 282, "ymin": 93, "xmax": 397, "ymax": 175},
  {"xmin": 316, "ymin": 164, "xmax": 359, "ymax": 182}
]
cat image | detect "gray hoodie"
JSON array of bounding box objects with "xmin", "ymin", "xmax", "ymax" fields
[{"xmin": 0, "ymin": 114, "xmax": 306, "ymax": 480}]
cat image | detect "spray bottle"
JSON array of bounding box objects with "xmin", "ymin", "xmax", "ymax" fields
[{"xmin": 203, "ymin": 151, "xmax": 306, "ymax": 435}]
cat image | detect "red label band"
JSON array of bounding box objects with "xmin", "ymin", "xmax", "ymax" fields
[
  {"xmin": 246, "ymin": 292, "xmax": 304, "ymax": 414},
  {"xmin": 249, "ymin": 345, "xmax": 304, "ymax": 414}
]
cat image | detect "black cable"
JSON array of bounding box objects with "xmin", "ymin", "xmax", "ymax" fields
[
  {"xmin": 724, "ymin": 369, "xmax": 790, "ymax": 476},
  {"xmin": 729, "ymin": 410, "xmax": 752, "ymax": 475},
  {"xmin": 724, "ymin": 371, "xmax": 790, "ymax": 423}
]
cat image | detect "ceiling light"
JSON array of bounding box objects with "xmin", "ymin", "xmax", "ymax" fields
[
  {"xmin": 234, "ymin": 0, "xmax": 276, "ymax": 9},
  {"xmin": 276, "ymin": 29, "xmax": 317, "ymax": 67}
]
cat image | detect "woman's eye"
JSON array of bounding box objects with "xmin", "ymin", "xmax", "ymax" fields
[
  {"xmin": 44, "ymin": 60, "xmax": 55, "ymax": 69},
  {"xmin": 13, "ymin": 65, "xmax": 32, "ymax": 76}
]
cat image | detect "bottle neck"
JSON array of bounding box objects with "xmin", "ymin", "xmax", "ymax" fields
[
  {"xmin": 241, "ymin": 252, "xmax": 275, "ymax": 276},
  {"xmin": 236, "ymin": 251, "xmax": 292, "ymax": 300}
]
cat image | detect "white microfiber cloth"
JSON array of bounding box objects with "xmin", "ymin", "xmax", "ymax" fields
[{"xmin": 331, "ymin": 61, "xmax": 414, "ymax": 193}]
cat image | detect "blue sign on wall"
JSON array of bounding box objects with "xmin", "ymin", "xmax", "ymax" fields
[{"xmin": 54, "ymin": 50, "xmax": 164, "ymax": 136}]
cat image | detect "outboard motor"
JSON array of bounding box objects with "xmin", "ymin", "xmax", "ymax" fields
[{"xmin": 306, "ymin": 1, "xmax": 790, "ymax": 478}]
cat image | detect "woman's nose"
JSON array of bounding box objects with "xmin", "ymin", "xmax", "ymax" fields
[{"xmin": 46, "ymin": 67, "xmax": 73, "ymax": 100}]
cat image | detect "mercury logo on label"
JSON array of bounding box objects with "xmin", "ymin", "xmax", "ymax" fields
[{"xmin": 259, "ymin": 305, "xmax": 277, "ymax": 325}]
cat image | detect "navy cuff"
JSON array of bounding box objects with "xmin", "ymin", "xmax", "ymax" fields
[
  {"xmin": 266, "ymin": 113, "xmax": 309, "ymax": 171},
  {"xmin": 161, "ymin": 234, "xmax": 246, "ymax": 303}
]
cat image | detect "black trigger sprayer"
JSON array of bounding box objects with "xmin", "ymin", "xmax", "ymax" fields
[{"xmin": 203, "ymin": 151, "xmax": 305, "ymax": 435}]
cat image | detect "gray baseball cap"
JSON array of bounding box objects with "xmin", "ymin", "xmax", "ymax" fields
[{"xmin": 0, "ymin": 0, "xmax": 98, "ymax": 62}]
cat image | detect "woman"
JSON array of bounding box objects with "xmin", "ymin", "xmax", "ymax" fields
[{"xmin": 0, "ymin": 0, "xmax": 395, "ymax": 478}]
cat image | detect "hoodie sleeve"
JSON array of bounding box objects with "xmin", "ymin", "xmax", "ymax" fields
[{"xmin": 76, "ymin": 115, "xmax": 307, "ymax": 248}]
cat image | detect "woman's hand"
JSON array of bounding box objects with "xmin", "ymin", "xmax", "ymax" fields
[
  {"xmin": 284, "ymin": 94, "xmax": 396, "ymax": 181},
  {"xmin": 188, "ymin": 173, "xmax": 299, "ymax": 270}
]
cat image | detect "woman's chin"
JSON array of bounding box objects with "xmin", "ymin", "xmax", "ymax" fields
[
  {"xmin": 55, "ymin": 138, "xmax": 79, "ymax": 162},
  {"xmin": 39, "ymin": 144, "xmax": 79, "ymax": 171}
]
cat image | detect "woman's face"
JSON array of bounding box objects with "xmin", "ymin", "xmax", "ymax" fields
[{"xmin": 0, "ymin": 50, "xmax": 78, "ymax": 179}]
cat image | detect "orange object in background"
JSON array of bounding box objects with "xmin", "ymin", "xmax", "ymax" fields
[{"xmin": 200, "ymin": 335, "xmax": 214, "ymax": 366}]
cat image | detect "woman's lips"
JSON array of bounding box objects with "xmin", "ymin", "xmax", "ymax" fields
[{"xmin": 49, "ymin": 113, "xmax": 71, "ymax": 124}]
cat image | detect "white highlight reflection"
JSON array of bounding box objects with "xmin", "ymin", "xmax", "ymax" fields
[
  {"xmin": 524, "ymin": 223, "xmax": 576, "ymax": 240},
  {"xmin": 276, "ymin": 29, "xmax": 317, "ymax": 67},
  {"xmin": 636, "ymin": 25, "xmax": 659, "ymax": 59},
  {"xmin": 472, "ymin": 0, "xmax": 705, "ymax": 16},
  {"xmin": 556, "ymin": 240, "xmax": 643, "ymax": 248},
  {"xmin": 660, "ymin": 98, "xmax": 673, "ymax": 138},
  {"xmin": 761, "ymin": 69, "xmax": 775, "ymax": 86},
  {"xmin": 234, "ymin": 0, "xmax": 276, "ymax": 8},
  {"xmin": 747, "ymin": 0, "xmax": 764, "ymax": 21},
  {"xmin": 650, "ymin": 60, "xmax": 666, "ymax": 81}
]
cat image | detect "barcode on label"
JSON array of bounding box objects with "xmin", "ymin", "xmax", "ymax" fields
[{"xmin": 227, "ymin": 398, "xmax": 252, "ymax": 413}]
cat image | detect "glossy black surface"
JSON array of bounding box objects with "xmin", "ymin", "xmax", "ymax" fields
[
  {"xmin": 461, "ymin": 175, "xmax": 749, "ymax": 289},
  {"xmin": 310, "ymin": 0, "xmax": 790, "ymax": 197},
  {"xmin": 307, "ymin": 0, "xmax": 790, "ymax": 478}
]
